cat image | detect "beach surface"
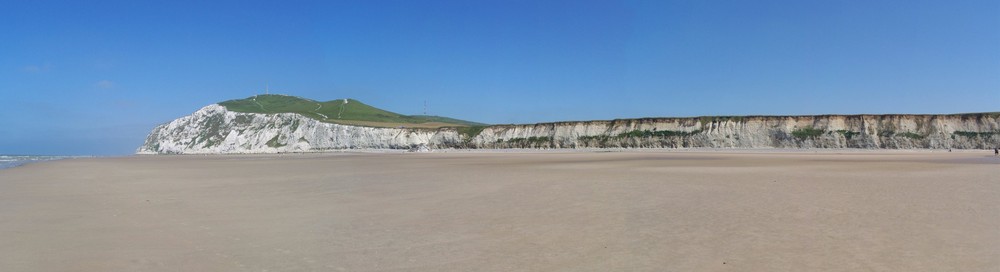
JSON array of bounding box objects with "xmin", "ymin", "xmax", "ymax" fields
[{"xmin": 1, "ymin": 150, "xmax": 998, "ymax": 271}]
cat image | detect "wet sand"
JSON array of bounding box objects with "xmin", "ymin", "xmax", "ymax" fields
[{"xmin": 1, "ymin": 151, "xmax": 998, "ymax": 271}]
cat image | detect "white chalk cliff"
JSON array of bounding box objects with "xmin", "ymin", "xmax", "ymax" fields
[{"xmin": 138, "ymin": 104, "xmax": 1000, "ymax": 154}]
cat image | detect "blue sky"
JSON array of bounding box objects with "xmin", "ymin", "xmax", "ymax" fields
[{"xmin": 2, "ymin": 0, "xmax": 998, "ymax": 155}]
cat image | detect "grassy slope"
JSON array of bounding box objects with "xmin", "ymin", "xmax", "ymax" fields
[{"xmin": 218, "ymin": 95, "xmax": 486, "ymax": 128}]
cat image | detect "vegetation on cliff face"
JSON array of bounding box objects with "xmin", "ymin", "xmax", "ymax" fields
[
  {"xmin": 898, "ymin": 132, "xmax": 924, "ymax": 139},
  {"xmin": 456, "ymin": 126, "xmax": 487, "ymax": 139},
  {"xmin": 953, "ymin": 131, "xmax": 999, "ymax": 138},
  {"xmin": 576, "ymin": 129, "xmax": 701, "ymax": 142},
  {"xmin": 503, "ymin": 137, "xmax": 552, "ymax": 145},
  {"xmin": 792, "ymin": 127, "xmax": 825, "ymax": 139},
  {"xmin": 836, "ymin": 130, "xmax": 861, "ymax": 139},
  {"xmin": 618, "ymin": 129, "xmax": 703, "ymax": 138},
  {"xmin": 219, "ymin": 94, "xmax": 485, "ymax": 129},
  {"xmin": 265, "ymin": 135, "xmax": 286, "ymax": 148}
]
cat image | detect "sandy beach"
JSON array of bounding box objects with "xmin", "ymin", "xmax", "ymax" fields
[{"xmin": 1, "ymin": 150, "xmax": 998, "ymax": 271}]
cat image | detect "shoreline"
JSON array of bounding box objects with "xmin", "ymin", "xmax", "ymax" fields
[
  {"xmin": 11, "ymin": 148, "xmax": 998, "ymax": 172},
  {"xmin": 0, "ymin": 155, "xmax": 90, "ymax": 170}
]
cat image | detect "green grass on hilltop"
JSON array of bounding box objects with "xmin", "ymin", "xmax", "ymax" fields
[{"xmin": 219, "ymin": 95, "xmax": 486, "ymax": 128}]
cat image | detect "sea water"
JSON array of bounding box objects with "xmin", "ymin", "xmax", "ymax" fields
[{"xmin": 0, "ymin": 155, "xmax": 76, "ymax": 170}]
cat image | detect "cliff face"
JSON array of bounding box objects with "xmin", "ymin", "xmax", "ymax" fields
[
  {"xmin": 138, "ymin": 105, "xmax": 1000, "ymax": 154},
  {"xmin": 138, "ymin": 105, "xmax": 463, "ymax": 154}
]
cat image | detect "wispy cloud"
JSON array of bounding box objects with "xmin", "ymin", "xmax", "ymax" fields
[
  {"xmin": 23, "ymin": 63, "xmax": 52, "ymax": 73},
  {"xmin": 96, "ymin": 80, "xmax": 116, "ymax": 89}
]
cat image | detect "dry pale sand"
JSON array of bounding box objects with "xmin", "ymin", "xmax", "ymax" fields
[{"xmin": 1, "ymin": 151, "xmax": 998, "ymax": 271}]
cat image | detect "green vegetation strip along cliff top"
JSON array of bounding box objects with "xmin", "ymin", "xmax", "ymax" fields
[{"xmin": 219, "ymin": 95, "xmax": 486, "ymax": 128}]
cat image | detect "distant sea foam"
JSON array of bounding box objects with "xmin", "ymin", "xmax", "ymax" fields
[{"xmin": 0, "ymin": 155, "xmax": 79, "ymax": 170}]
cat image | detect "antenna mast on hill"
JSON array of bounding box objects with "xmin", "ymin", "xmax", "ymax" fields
[
  {"xmin": 424, "ymin": 100, "xmax": 427, "ymax": 115},
  {"xmin": 266, "ymin": 82, "xmax": 269, "ymax": 95}
]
